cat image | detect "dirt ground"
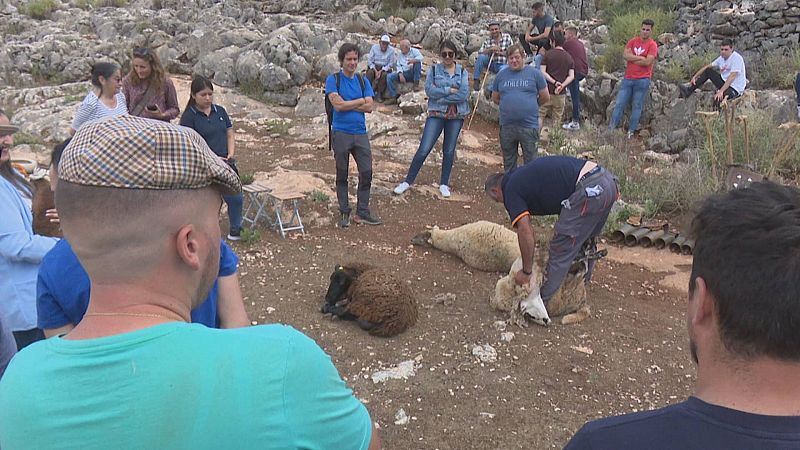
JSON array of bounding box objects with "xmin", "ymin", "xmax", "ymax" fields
[{"xmin": 227, "ymin": 102, "xmax": 695, "ymax": 449}]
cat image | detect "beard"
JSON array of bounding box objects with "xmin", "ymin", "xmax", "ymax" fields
[{"xmin": 191, "ymin": 243, "xmax": 220, "ymax": 309}]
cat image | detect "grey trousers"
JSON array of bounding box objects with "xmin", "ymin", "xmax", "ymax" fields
[
  {"xmin": 500, "ymin": 125, "xmax": 538, "ymax": 173},
  {"xmin": 540, "ymin": 168, "xmax": 618, "ymax": 303},
  {"xmin": 332, "ymin": 130, "xmax": 373, "ymax": 216}
]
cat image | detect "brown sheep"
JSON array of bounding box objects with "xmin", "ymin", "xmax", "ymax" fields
[{"xmin": 322, "ymin": 263, "xmax": 418, "ymax": 337}]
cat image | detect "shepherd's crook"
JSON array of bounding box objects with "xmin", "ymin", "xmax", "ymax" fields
[{"xmin": 467, "ymin": 52, "xmax": 494, "ymax": 131}]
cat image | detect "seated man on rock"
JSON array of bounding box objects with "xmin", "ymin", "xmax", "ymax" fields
[
  {"xmin": 565, "ymin": 182, "xmax": 800, "ymax": 449},
  {"xmin": 473, "ymin": 21, "xmax": 513, "ymax": 91},
  {"xmin": 365, "ymin": 34, "xmax": 396, "ymax": 103},
  {"xmin": 679, "ymin": 38, "xmax": 747, "ymax": 109},
  {"xmin": 384, "ymin": 39, "xmax": 423, "ymax": 105},
  {"xmin": 0, "ymin": 115, "xmax": 380, "ymax": 450}
]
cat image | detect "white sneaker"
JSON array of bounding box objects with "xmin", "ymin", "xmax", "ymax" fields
[
  {"xmin": 393, "ymin": 181, "xmax": 410, "ymax": 195},
  {"xmin": 626, "ymin": 131, "xmax": 635, "ymax": 139},
  {"xmin": 439, "ymin": 185, "xmax": 451, "ymax": 198},
  {"xmin": 562, "ymin": 121, "xmax": 580, "ymax": 131}
]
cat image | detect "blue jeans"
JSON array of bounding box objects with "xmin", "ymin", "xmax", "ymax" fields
[
  {"xmin": 387, "ymin": 63, "xmax": 422, "ymax": 97},
  {"xmin": 533, "ymin": 53, "xmax": 543, "ymax": 70},
  {"xmin": 608, "ymin": 78, "xmax": 651, "ymax": 133},
  {"xmin": 795, "ymin": 72, "xmax": 800, "ymax": 105},
  {"xmin": 224, "ymin": 193, "xmax": 243, "ymax": 234},
  {"xmin": 404, "ymin": 116, "xmax": 463, "ymax": 187},
  {"xmin": 473, "ymin": 54, "xmax": 505, "ymax": 81},
  {"xmin": 567, "ymin": 73, "xmax": 585, "ymax": 122}
]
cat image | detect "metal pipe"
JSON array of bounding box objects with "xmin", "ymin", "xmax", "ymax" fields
[
  {"xmin": 640, "ymin": 229, "xmax": 665, "ymax": 248},
  {"xmin": 681, "ymin": 238, "xmax": 695, "ymax": 255},
  {"xmin": 610, "ymin": 223, "xmax": 638, "ymax": 243},
  {"xmin": 670, "ymin": 236, "xmax": 687, "ymax": 253},
  {"xmin": 625, "ymin": 227, "xmax": 650, "ymax": 247},
  {"xmin": 654, "ymin": 232, "xmax": 677, "ymax": 250}
]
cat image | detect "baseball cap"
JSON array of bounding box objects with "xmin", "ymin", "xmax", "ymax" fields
[
  {"xmin": 380, "ymin": 34, "xmax": 390, "ymax": 43},
  {"xmin": 59, "ymin": 115, "xmax": 241, "ymax": 196},
  {"xmin": 0, "ymin": 124, "xmax": 19, "ymax": 136}
]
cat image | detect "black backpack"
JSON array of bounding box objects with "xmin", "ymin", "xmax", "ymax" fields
[{"xmin": 324, "ymin": 71, "xmax": 366, "ymax": 151}]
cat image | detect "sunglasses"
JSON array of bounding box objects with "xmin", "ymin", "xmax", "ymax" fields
[
  {"xmin": 441, "ymin": 51, "xmax": 455, "ymax": 58},
  {"xmin": 133, "ymin": 47, "xmax": 151, "ymax": 58}
]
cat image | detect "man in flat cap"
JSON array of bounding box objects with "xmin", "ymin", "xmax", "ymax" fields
[{"xmin": 0, "ymin": 116, "xmax": 380, "ymax": 450}]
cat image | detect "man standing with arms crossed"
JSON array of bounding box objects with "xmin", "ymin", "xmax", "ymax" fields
[
  {"xmin": 608, "ymin": 19, "xmax": 658, "ymax": 139},
  {"xmin": 326, "ymin": 43, "xmax": 382, "ymax": 228}
]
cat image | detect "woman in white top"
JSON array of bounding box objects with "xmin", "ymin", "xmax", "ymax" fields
[{"xmin": 70, "ymin": 62, "xmax": 127, "ymax": 134}]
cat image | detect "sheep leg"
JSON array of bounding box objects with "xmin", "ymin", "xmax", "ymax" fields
[
  {"xmin": 326, "ymin": 305, "xmax": 359, "ymax": 321},
  {"xmin": 356, "ymin": 319, "xmax": 378, "ymax": 332}
]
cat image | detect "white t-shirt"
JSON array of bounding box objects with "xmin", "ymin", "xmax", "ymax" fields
[
  {"xmin": 71, "ymin": 91, "xmax": 128, "ymax": 131},
  {"xmin": 712, "ymin": 51, "xmax": 747, "ymax": 94}
]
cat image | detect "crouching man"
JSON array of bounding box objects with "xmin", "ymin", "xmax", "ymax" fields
[
  {"xmin": 0, "ymin": 116, "xmax": 380, "ymax": 450},
  {"xmin": 484, "ymin": 156, "xmax": 618, "ymax": 308}
]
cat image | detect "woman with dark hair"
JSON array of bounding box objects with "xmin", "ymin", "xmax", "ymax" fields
[
  {"xmin": 179, "ymin": 76, "xmax": 244, "ymax": 241},
  {"xmin": 393, "ymin": 40, "xmax": 469, "ymax": 198},
  {"xmin": 122, "ymin": 47, "xmax": 180, "ymax": 121},
  {"xmin": 70, "ymin": 62, "xmax": 127, "ymax": 134},
  {"xmin": 0, "ymin": 109, "xmax": 58, "ymax": 349}
]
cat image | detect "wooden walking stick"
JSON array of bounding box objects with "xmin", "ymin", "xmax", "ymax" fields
[
  {"xmin": 467, "ymin": 52, "xmax": 495, "ymax": 131},
  {"xmin": 696, "ymin": 111, "xmax": 720, "ymax": 180},
  {"xmin": 736, "ymin": 115, "xmax": 750, "ymax": 165}
]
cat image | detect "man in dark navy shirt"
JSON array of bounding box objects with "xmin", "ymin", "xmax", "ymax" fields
[
  {"xmin": 565, "ymin": 182, "xmax": 800, "ymax": 449},
  {"xmin": 485, "ymin": 156, "xmax": 618, "ymax": 315}
]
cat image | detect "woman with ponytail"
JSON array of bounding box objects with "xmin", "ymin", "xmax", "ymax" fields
[{"xmin": 70, "ymin": 62, "xmax": 127, "ymax": 134}]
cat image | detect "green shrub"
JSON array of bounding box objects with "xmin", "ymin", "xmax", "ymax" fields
[
  {"xmin": 239, "ymin": 173, "xmax": 255, "ymax": 185},
  {"xmin": 239, "ymin": 228, "xmax": 261, "ymax": 246},
  {"xmin": 607, "ymin": 9, "xmax": 675, "ymax": 47},
  {"xmin": 595, "ymin": 43, "xmax": 624, "ymax": 73},
  {"xmin": 76, "ymin": 0, "xmax": 127, "ymax": 7},
  {"xmin": 26, "ymin": 0, "xmax": 58, "ymax": 19},
  {"xmin": 751, "ymin": 49, "xmax": 800, "ymax": 89},
  {"xmin": 310, "ymin": 190, "xmax": 330, "ymax": 203},
  {"xmin": 13, "ymin": 133, "xmax": 44, "ymax": 146},
  {"xmin": 659, "ymin": 52, "xmax": 714, "ymax": 83},
  {"xmin": 599, "ymin": 0, "xmax": 678, "ymax": 19}
]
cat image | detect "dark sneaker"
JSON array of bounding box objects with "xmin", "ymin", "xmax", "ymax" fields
[
  {"xmin": 339, "ymin": 212, "xmax": 351, "ymax": 228},
  {"xmin": 473, "ymin": 79, "xmax": 481, "ymax": 91},
  {"xmin": 354, "ymin": 212, "xmax": 382, "ymax": 225},
  {"xmin": 383, "ymin": 96, "xmax": 398, "ymax": 105},
  {"xmin": 678, "ymin": 83, "xmax": 692, "ymax": 99},
  {"xmin": 227, "ymin": 229, "xmax": 241, "ymax": 241}
]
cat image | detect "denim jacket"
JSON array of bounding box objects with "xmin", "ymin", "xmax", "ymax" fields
[
  {"xmin": 425, "ymin": 63, "xmax": 470, "ymax": 118},
  {"xmin": 0, "ymin": 174, "xmax": 58, "ymax": 331}
]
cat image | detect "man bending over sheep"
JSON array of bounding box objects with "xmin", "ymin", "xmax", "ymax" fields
[
  {"xmin": 565, "ymin": 182, "xmax": 800, "ymax": 449},
  {"xmin": 0, "ymin": 116, "xmax": 380, "ymax": 450},
  {"xmin": 485, "ymin": 156, "xmax": 618, "ymax": 307}
]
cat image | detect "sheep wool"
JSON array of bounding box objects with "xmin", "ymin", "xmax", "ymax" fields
[
  {"xmin": 412, "ymin": 221, "xmax": 520, "ymax": 272},
  {"xmin": 491, "ymin": 257, "xmax": 590, "ymax": 326},
  {"xmin": 324, "ymin": 263, "xmax": 418, "ymax": 338}
]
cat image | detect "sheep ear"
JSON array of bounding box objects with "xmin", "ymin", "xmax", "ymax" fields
[{"xmin": 336, "ymin": 265, "xmax": 344, "ymax": 271}]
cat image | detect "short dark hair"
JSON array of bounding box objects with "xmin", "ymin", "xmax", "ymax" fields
[
  {"xmin": 484, "ymin": 173, "xmax": 504, "ymax": 193},
  {"xmin": 532, "ymin": 2, "xmax": 544, "ymax": 11},
  {"xmin": 642, "ymin": 19, "xmax": 655, "ymax": 27},
  {"xmin": 689, "ymin": 182, "xmax": 800, "ymax": 362},
  {"xmin": 439, "ymin": 39, "xmax": 457, "ymax": 54},
  {"xmin": 565, "ymin": 26, "xmax": 579, "ymax": 35},
  {"xmin": 90, "ymin": 62, "xmax": 119, "ymax": 88},
  {"xmin": 337, "ymin": 43, "xmax": 361, "ymax": 65},
  {"xmin": 720, "ymin": 38, "xmax": 734, "ymax": 48},
  {"xmin": 550, "ymin": 30, "xmax": 566, "ymax": 47},
  {"xmin": 50, "ymin": 138, "xmax": 72, "ymax": 170},
  {"xmin": 553, "ymin": 21, "xmax": 564, "ymax": 30}
]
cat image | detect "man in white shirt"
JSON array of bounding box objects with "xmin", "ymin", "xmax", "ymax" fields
[
  {"xmin": 385, "ymin": 39, "xmax": 423, "ymax": 105},
  {"xmin": 679, "ymin": 38, "xmax": 747, "ymax": 108}
]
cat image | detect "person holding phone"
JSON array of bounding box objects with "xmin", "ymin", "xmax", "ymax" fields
[
  {"xmin": 179, "ymin": 76, "xmax": 243, "ymax": 241},
  {"xmin": 122, "ymin": 47, "xmax": 180, "ymax": 121}
]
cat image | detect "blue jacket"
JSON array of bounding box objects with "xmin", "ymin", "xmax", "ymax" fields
[
  {"xmin": 0, "ymin": 174, "xmax": 58, "ymax": 331},
  {"xmin": 425, "ymin": 63, "xmax": 470, "ymax": 118}
]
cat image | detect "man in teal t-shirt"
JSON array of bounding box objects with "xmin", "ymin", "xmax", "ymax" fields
[{"xmin": 0, "ymin": 116, "xmax": 379, "ymax": 450}]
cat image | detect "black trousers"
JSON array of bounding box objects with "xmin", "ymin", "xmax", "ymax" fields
[
  {"xmin": 693, "ymin": 67, "xmax": 739, "ymax": 106},
  {"xmin": 518, "ymin": 33, "xmax": 549, "ymax": 56}
]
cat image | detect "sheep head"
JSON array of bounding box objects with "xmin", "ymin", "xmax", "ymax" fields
[
  {"xmin": 509, "ymin": 258, "xmax": 551, "ymax": 327},
  {"xmin": 322, "ymin": 265, "xmax": 356, "ymax": 313},
  {"xmin": 410, "ymin": 229, "xmax": 434, "ymax": 247}
]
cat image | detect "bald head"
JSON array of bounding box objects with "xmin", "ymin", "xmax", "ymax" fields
[{"xmin": 400, "ymin": 39, "xmax": 411, "ymax": 53}]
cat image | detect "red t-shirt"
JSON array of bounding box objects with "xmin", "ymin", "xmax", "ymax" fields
[{"xmin": 624, "ymin": 37, "xmax": 658, "ymax": 80}]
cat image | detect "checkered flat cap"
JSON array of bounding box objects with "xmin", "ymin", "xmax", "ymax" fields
[{"xmin": 60, "ymin": 115, "xmax": 241, "ymax": 196}]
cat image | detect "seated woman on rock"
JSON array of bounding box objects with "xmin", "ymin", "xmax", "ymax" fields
[{"xmin": 122, "ymin": 47, "xmax": 180, "ymax": 121}]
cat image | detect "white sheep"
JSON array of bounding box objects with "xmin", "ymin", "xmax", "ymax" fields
[
  {"xmin": 411, "ymin": 221, "xmax": 520, "ymax": 272},
  {"xmin": 491, "ymin": 256, "xmax": 592, "ymax": 327}
]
